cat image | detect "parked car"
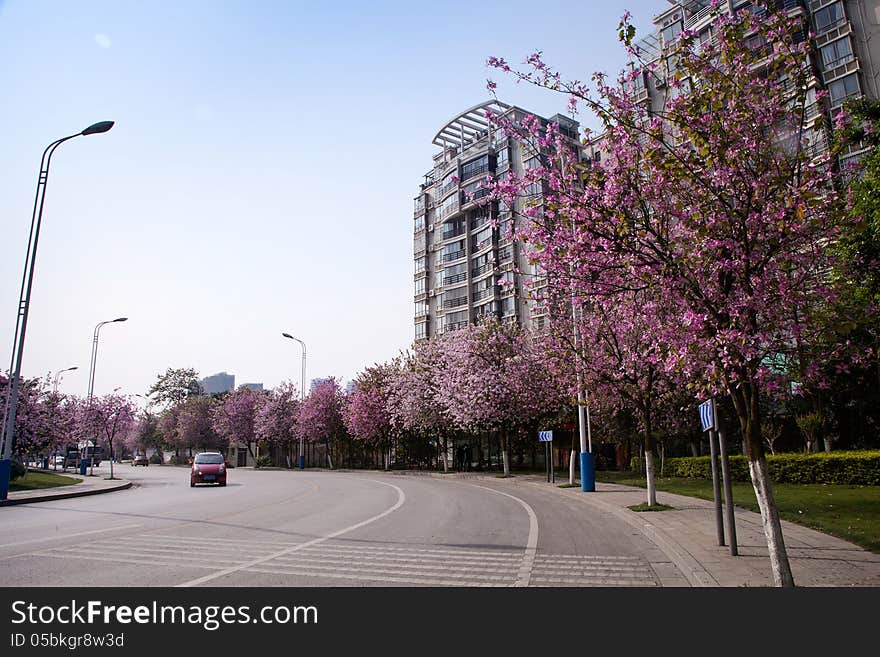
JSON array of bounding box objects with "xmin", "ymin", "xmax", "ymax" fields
[
  {"xmin": 131, "ymin": 454, "xmax": 149, "ymax": 467},
  {"xmin": 52, "ymin": 455, "xmax": 65, "ymax": 467},
  {"xmin": 190, "ymin": 451, "xmax": 227, "ymax": 487}
]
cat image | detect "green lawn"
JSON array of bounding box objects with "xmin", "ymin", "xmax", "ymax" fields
[
  {"xmin": 9, "ymin": 471, "xmax": 82, "ymax": 492},
  {"xmin": 596, "ymin": 470, "xmax": 880, "ymax": 553}
]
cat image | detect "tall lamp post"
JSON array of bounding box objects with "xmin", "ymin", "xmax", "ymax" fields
[
  {"xmin": 282, "ymin": 332, "xmax": 306, "ymax": 470},
  {"xmin": 0, "ymin": 120, "xmax": 114, "ymax": 500},
  {"xmin": 85, "ymin": 317, "xmax": 128, "ymax": 476},
  {"xmin": 53, "ymin": 366, "xmax": 78, "ymax": 394}
]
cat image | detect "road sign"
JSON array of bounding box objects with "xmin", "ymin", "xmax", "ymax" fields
[
  {"xmin": 699, "ymin": 400, "xmax": 715, "ymax": 432},
  {"xmin": 538, "ymin": 430, "xmax": 553, "ymax": 442}
]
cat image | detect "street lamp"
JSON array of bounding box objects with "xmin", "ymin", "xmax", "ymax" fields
[
  {"xmin": 0, "ymin": 121, "xmax": 115, "ymax": 500},
  {"xmin": 53, "ymin": 366, "xmax": 78, "ymax": 394},
  {"xmin": 282, "ymin": 332, "xmax": 306, "ymax": 470},
  {"xmin": 85, "ymin": 317, "xmax": 127, "ymax": 476}
]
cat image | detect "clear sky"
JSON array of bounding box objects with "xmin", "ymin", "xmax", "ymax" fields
[{"xmin": 0, "ymin": 0, "xmax": 662, "ymax": 403}]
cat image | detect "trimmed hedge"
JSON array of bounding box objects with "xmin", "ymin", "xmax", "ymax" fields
[{"xmin": 629, "ymin": 451, "xmax": 880, "ymax": 486}]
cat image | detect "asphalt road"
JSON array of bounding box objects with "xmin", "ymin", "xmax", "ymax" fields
[{"xmin": 0, "ymin": 464, "xmax": 689, "ymax": 587}]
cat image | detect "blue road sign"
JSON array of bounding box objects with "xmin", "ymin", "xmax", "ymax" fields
[
  {"xmin": 699, "ymin": 400, "xmax": 715, "ymax": 432},
  {"xmin": 538, "ymin": 430, "xmax": 553, "ymax": 442}
]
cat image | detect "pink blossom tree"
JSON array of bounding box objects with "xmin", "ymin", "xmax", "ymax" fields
[
  {"xmin": 75, "ymin": 393, "xmax": 137, "ymax": 479},
  {"xmin": 344, "ymin": 362, "xmax": 398, "ymax": 470},
  {"xmin": 387, "ymin": 340, "xmax": 452, "ymax": 471},
  {"xmin": 176, "ymin": 396, "xmax": 224, "ymax": 457},
  {"xmin": 255, "ymin": 381, "xmax": 300, "ymax": 468},
  {"xmin": 437, "ymin": 319, "xmax": 565, "ymax": 477},
  {"xmin": 487, "ymin": 6, "xmax": 848, "ymax": 585},
  {"xmin": 212, "ymin": 387, "xmax": 261, "ymax": 464},
  {"xmin": 297, "ymin": 377, "xmax": 347, "ymax": 469}
]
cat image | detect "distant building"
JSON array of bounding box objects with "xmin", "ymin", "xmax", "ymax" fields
[
  {"xmin": 200, "ymin": 372, "xmax": 235, "ymax": 395},
  {"xmin": 309, "ymin": 377, "xmax": 333, "ymax": 392},
  {"xmin": 239, "ymin": 383, "xmax": 264, "ymax": 392}
]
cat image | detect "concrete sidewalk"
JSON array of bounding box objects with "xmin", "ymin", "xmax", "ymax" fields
[
  {"xmin": 390, "ymin": 470, "xmax": 880, "ymax": 587},
  {"xmin": 0, "ymin": 469, "xmax": 131, "ymax": 506}
]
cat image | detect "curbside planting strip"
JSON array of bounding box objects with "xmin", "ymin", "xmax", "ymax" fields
[{"xmin": 0, "ymin": 471, "xmax": 132, "ymax": 506}]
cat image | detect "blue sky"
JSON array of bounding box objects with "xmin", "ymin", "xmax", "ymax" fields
[{"xmin": 0, "ymin": 0, "xmax": 661, "ymax": 402}]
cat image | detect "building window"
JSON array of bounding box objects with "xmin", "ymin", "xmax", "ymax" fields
[
  {"xmin": 820, "ymin": 37, "xmax": 853, "ymax": 71},
  {"xmin": 414, "ymin": 300, "xmax": 428, "ymax": 317},
  {"xmin": 461, "ymin": 155, "xmax": 490, "ymax": 182},
  {"xmin": 414, "ymin": 215, "xmax": 425, "ymax": 232},
  {"xmin": 813, "ymin": 2, "xmax": 844, "ymax": 34},
  {"xmin": 414, "ymin": 278, "xmax": 426, "ymax": 296},
  {"xmin": 415, "ymin": 322, "xmax": 427, "ymax": 340},
  {"xmin": 414, "ymin": 258, "xmax": 426, "ymax": 275},
  {"xmin": 828, "ymin": 73, "xmax": 860, "ymax": 106},
  {"xmin": 661, "ymin": 20, "xmax": 681, "ymax": 46},
  {"xmin": 495, "ymin": 146, "xmax": 509, "ymax": 170},
  {"xmin": 443, "ymin": 239, "xmax": 466, "ymax": 262}
]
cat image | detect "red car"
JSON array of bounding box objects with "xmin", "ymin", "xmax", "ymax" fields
[{"xmin": 190, "ymin": 452, "xmax": 227, "ymax": 487}]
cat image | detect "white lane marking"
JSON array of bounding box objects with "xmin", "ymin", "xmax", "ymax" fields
[
  {"xmin": 470, "ymin": 484, "xmax": 539, "ymax": 587},
  {"xmin": 0, "ymin": 524, "xmax": 142, "ymax": 549},
  {"xmin": 176, "ymin": 479, "xmax": 406, "ymax": 587}
]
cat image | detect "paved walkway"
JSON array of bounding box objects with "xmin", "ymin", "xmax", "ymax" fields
[
  {"xmin": 389, "ymin": 470, "xmax": 880, "ymax": 587},
  {"xmin": 3, "ymin": 467, "xmax": 878, "ymax": 587},
  {"xmin": 0, "ymin": 469, "xmax": 131, "ymax": 506}
]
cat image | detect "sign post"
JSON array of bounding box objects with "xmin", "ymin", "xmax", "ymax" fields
[
  {"xmin": 539, "ymin": 431, "xmax": 554, "ymax": 483},
  {"xmin": 699, "ymin": 400, "xmax": 725, "ymax": 546}
]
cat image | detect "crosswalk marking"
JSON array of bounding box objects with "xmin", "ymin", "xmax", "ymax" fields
[{"xmin": 32, "ymin": 533, "xmax": 660, "ymax": 587}]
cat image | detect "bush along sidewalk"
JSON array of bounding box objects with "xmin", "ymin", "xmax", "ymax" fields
[{"xmin": 629, "ymin": 451, "xmax": 880, "ymax": 485}]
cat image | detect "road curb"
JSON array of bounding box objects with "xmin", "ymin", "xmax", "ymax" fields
[{"xmin": 0, "ymin": 478, "xmax": 132, "ymax": 506}]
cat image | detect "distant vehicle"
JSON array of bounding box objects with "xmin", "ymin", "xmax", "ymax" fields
[
  {"xmin": 131, "ymin": 454, "xmax": 149, "ymax": 467},
  {"xmin": 190, "ymin": 452, "xmax": 227, "ymax": 487},
  {"xmin": 62, "ymin": 445, "xmax": 103, "ymax": 468},
  {"xmin": 52, "ymin": 455, "xmax": 65, "ymax": 467}
]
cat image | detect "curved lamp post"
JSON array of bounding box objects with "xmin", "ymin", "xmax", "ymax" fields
[
  {"xmin": 282, "ymin": 332, "xmax": 306, "ymax": 470},
  {"xmin": 85, "ymin": 317, "xmax": 127, "ymax": 476},
  {"xmin": 0, "ymin": 121, "xmax": 114, "ymax": 500},
  {"xmin": 53, "ymin": 366, "xmax": 78, "ymax": 394}
]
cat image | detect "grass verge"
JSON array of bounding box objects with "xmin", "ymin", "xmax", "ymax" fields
[
  {"xmin": 596, "ymin": 470, "xmax": 880, "ymax": 553},
  {"xmin": 10, "ymin": 471, "xmax": 82, "ymax": 492},
  {"xmin": 628, "ymin": 503, "xmax": 674, "ymax": 512}
]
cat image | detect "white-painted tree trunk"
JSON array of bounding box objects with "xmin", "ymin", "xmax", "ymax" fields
[
  {"xmin": 748, "ymin": 457, "xmax": 795, "ymax": 586},
  {"xmin": 442, "ymin": 436, "xmax": 449, "ymax": 473},
  {"xmin": 326, "ymin": 446, "xmax": 334, "ymax": 470},
  {"xmin": 502, "ymin": 448, "xmax": 510, "ymax": 477},
  {"xmin": 569, "ymin": 449, "xmax": 576, "ymax": 485},
  {"xmin": 644, "ymin": 451, "xmax": 657, "ymax": 506}
]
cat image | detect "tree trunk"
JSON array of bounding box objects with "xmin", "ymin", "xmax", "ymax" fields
[
  {"xmin": 569, "ymin": 449, "xmax": 576, "ymax": 485},
  {"xmin": 326, "ymin": 441, "xmax": 334, "ymax": 470},
  {"xmin": 501, "ymin": 429, "xmax": 510, "ymax": 477},
  {"xmin": 442, "ymin": 433, "xmax": 449, "ymax": 473},
  {"xmin": 644, "ymin": 451, "xmax": 657, "ymax": 506},
  {"xmin": 733, "ymin": 381, "xmax": 795, "ymax": 587},
  {"xmin": 748, "ymin": 456, "xmax": 795, "ymax": 587}
]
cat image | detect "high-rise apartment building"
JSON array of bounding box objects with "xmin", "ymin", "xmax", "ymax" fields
[
  {"xmin": 621, "ymin": 1, "xmax": 880, "ymax": 167},
  {"xmin": 413, "ymin": 101, "xmax": 582, "ymax": 341}
]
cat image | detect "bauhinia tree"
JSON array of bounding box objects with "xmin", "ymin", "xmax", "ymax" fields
[
  {"xmin": 75, "ymin": 393, "xmax": 137, "ymax": 479},
  {"xmin": 344, "ymin": 363, "xmax": 397, "ymax": 470},
  {"xmin": 255, "ymin": 381, "xmax": 300, "ymax": 467},
  {"xmin": 437, "ymin": 318, "xmax": 564, "ymax": 477},
  {"xmin": 147, "ymin": 367, "xmax": 202, "ymax": 409},
  {"xmin": 297, "ymin": 377, "xmax": 346, "ymax": 469},
  {"xmin": 212, "ymin": 386, "xmax": 262, "ymax": 463},
  {"xmin": 488, "ymin": 4, "xmax": 851, "ymax": 586}
]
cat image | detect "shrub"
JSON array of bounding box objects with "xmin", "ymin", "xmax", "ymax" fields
[
  {"xmin": 10, "ymin": 460, "xmax": 26, "ymax": 481},
  {"xmin": 650, "ymin": 451, "xmax": 880, "ymax": 485},
  {"xmin": 255, "ymin": 455, "xmax": 272, "ymax": 469},
  {"xmin": 148, "ymin": 453, "xmax": 163, "ymax": 465}
]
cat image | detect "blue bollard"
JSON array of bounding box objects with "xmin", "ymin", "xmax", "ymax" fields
[
  {"xmin": 580, "ymin": 452, "xmax": 595, "ymax": 492},
  {"xmin": 298, "ymin": 454, "xmax": 305, "ymax": 470},
  {"xmin": 79, "ymin": 458, "xmax": 88, "ymax": 476},
  {"xmin": 0, "ymin": 459, "xmax": 11, "ymax": 501}
]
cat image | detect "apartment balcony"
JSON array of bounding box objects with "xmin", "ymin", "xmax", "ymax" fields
[
  {"xmin": 443, "ymin": 297, "xmax": 468, "ymax": 309},
  {"xmin": 821, "ymin": 54, "xmax": 859, "ymax": 86},
  {"xmin": 442, "ymin": 249, "xmax": 466, "ymax": 263},
  {"xmin": 438, "ymin": 180, "xmax": 458, "ymax": 198},
  {"xmin": 472, "ymin": 236, "xmax": 494, "ymax": 254},
  {"xmin": 442, "ymin": 227, "xmax": 466, "ymax": 241},
  {"xmin": 460, "ymin": 162, "xmax": 491, "ymax": 182},
  {"xmin": 460, "ymin": 186, "xmax": 491, "ymax": 209},
  {"xmin": 813, "ymin": 17, "xmax": 852, "ymax": 48},
  {"xmin": 471, "ymin": 263, "xmax": 494, "ymax": 279},
  {"xmin": 445, "ymin": 320, "xmax": 470, "ymax": 331},
  {"xmin": 443, "ymin": 271, "xmax": 467, "ymax": 286},
  {"xmin": 472, "ymin": 288, "xmax": 495, "ymax": 302}
]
